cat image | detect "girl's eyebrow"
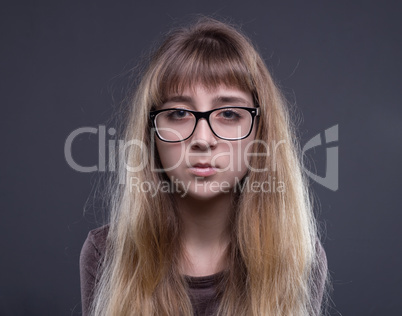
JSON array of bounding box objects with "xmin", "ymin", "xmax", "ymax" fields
[
  {"xmin": 161, "ymin": 95, "xmax": 251, "ymax": 107},
  {"xmin": 212, "ymin": 96, "xmax": 251, "ymax": 106},
  {"xmin": 162, "ymin": 95, "xmax": 193, "ymax": 105}
]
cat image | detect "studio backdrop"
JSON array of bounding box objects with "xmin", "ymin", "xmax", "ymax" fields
[{"xmin": 0, "ymin": 1, "xmax": 401, "ymax": 315}]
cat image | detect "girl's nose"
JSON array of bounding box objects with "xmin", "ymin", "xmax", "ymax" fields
[{"xmin": 190, "ymin": 118, "xmax": 217, "ymax": 150}]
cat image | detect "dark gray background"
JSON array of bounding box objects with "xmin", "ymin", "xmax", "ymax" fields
[{"xmin": 1, "ymin": 1, "xmax": 401, "ymax": 315}]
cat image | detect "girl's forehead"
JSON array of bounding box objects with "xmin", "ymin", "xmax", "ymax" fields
[
  {"xmin": 162, "ymin": 82, "xmax": 251, "ymax": 100},
  {"xmin": 157, "ymin": 85, "xmax": 254, "ymax": 112}
]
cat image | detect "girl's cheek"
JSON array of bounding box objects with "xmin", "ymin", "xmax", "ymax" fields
[{"xmin": 155, "ymin": 141, "xmax": 186, "ymax": 170}]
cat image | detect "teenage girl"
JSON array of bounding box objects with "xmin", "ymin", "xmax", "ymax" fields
[{"xmin": 80, "ymin": 17, "xmax": 328, "ymax": 316}]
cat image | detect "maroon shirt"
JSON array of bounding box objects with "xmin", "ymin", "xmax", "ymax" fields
[{"xmin": 80, "ymin": 225, "xmax": 327, "ymax": 315}]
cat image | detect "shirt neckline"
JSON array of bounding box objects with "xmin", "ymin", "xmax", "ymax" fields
[{"xmin": 184, "ymin": 271, "xmax": 225, "ymax": 288}]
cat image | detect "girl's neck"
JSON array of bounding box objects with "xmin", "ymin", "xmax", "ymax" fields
[{"xmin": 175, "ymin": 193, "xmax": 232, "ymax": 276}]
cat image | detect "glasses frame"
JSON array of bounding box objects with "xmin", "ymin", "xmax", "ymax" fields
[{"xmin": 150, "ymin": 106, "xmax": 260, "ymax": 143}]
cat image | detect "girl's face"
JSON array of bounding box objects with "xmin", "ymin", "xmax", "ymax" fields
[{"xmin": 154, "ymin": 84, "xmax": 257, "ymax": 200}]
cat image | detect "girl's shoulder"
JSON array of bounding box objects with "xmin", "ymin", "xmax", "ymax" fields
[
  {"xmin": 316, "ymin": 238, "xmax": 327, "ymax": 267},
  {"xmin": 79, "ymin": 225, "xmax": 109, "ymax": 315},
  {"xmin": 80, "ymin": 225, "xmax": 109, "ymax": 277},
  {"xmin": 312, "ymin": 238, "xmax": 329, "ymax": 315}
]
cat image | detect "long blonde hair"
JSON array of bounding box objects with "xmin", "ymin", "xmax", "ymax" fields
[{"xmin": 90, "ymin": 16, "xmax": 328, "ymax": 315}]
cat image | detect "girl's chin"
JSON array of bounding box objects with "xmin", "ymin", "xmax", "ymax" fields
[{"xmin": 174, "ymin": 179, "xmax": 234, "ymax": 201}]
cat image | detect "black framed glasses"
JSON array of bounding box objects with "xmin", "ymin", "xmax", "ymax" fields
[{"xmin": 150, "ymin": 106, "xmax": 260, "ymax": 142}]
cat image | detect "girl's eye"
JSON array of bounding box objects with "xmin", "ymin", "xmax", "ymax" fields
[
  {"xmin": 166, "ymin": 109, "xmax": 190, "ymax": 120},
  {"xmin": 216, "ymin": 109, "xmax": 242, "ymax": 121}
]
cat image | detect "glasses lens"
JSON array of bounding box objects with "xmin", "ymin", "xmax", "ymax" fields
[
  {"xmin": 155, "ymin": 109, "xmax": 195, "ymax": 141},
  {"xmin": 210, "ymin": 108, "xmax": 253, "ymax": 140}
]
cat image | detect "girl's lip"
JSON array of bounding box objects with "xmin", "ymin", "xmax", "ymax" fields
[
  {"xmin": 188, "ymin": 165, "xmax": 218, "ymax": 177},
  {"xmin": 192, "ymin": 162, "xmax": 214, "ymax": 167}
]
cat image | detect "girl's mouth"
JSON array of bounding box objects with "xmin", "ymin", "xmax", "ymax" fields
[{"xmin": 188, "ymin": 163, "xmax": 218, "ymax": 177}]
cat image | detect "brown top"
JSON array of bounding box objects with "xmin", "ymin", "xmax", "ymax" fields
[
  {"xmin": 80, "ymin": 225, "xmax": 327, "ymax": 316},
  {"xmin": 185, "ymin": 272, "xmax": 223, "ymax": 316}
]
